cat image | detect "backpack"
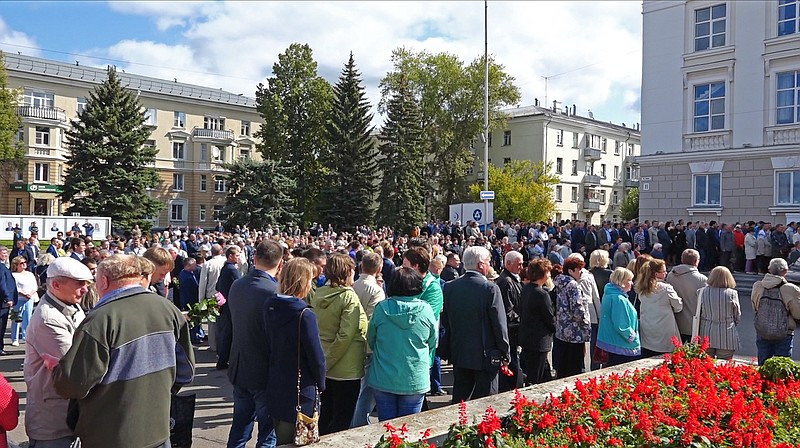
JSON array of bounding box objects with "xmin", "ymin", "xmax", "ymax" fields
[{"xmin": 754, "ymin": 285, "xmax": 790, "ymax": 341}]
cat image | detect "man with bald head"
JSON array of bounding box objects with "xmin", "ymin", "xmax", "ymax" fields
[{"xmin": 495, "ymin": 250, "xmax": 524, "ymax": 391}]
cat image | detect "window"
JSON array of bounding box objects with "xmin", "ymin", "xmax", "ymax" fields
[
  {"xmin": 694, "ymin": 4, "xmax": 726, "ymax": 51},
  {"xmin": 556, "ymin": 158, "xmax": 563, "ymax": 174},
  {"xmin": 172, "ymin": 142, "xmax": 185, "ymax": 159},
  {"xmin": 199, "ymin": 205, "xmax": 207, "ymax": 222},
  {"xmin": 488, "ymin": 132, "xmax": 492, "ymax": 147},
  {"xmin": 586, "ymin": 134, "xmax": 602, "ymax": 149},
  {"xmin": 627, "ymin": 143, "xmax": 635, "ymax": 156},
  {"xmin": 14, "ymin": 170, "xmax": 23, "ymax": 182},
  {"xmin": 144, "ymin": 108, "xmax": 157, "ymax": 126},
  {"xmin": 777, "ymin": 71, "xmax": 800, "ymax": 125},
  {"xmin": 613, "ymin": 191, "xmax": 620, "ymax": 205},
  {"xmin": 35, "ymin": 127, "xmax": 50, "ymax": 145},
  {"xmin": 214, "ymin": 176, "xmax": 227, "ymax": 192},
  {"xmin": 556, "ymin": 129, "xmax": 564, "ymax": 146},
  {"xmin": 239, "ymin": 146, "xmax": 251, "ymax": 161},
  {"xmin": 571, "ymin": 160, "xmax": 578, "ymax": 176},
  {"xmin": 601, "ymin": 138, "xmax": 607, "ymax": 153},
  {"xmin": 503, "ymin": 157, "xmax": 512, "ymax": 165},
  {"xmin": 601, "ymin": 164, "xmax": 607, "ymax": 178},
  {"xmin": 600, "ymin": 190, "xmax": 607, "ymax": 204},
  {"xmin": 204, "ymin": 116, "xmax": 225, "ymax": 130},
  {"xmin": 34, "ymin": 163, "xmax": 49, "ymax": 183},
  {"xmin": 503, "ymin": 130, "xmax": 512, "ymax": 146},
  {"xmin": 586, "ymin": 162, "xmax": 594, "ymax": 176},
  {"xmin": 571, "ymin": 186, "xmax": 578, "ymax": 202},
  {"xmin": 15, "ymin": 128, "xmax": 23, "ymax": 144},
  {"xmin": 213, "ymin": 145, "xmax": 226, "ymax": 162},
  {"xmin": 76, "ymin": 97, "xmax": 87, "ymax": 115},
  {"xmin": 58, "ymin": 165, "xmax": 63, "ymax": 183},
  {"xmin": 172, "ymin": 173, "xmax": 184, "ymax": 191},
  {"xmin": 777, "ymin": 170, "xmax": 800, "ymax": 204},
  {"xmin": 779, "ymin": 0, "xmax": 799, "ymax": 36},
  {"xmin": 466, "ymin": 165, "xmax": 474, "ymax": 175},
  {"xmin": 694, "ymin": 82, "xmax": 725, "ymax": 132},
  {"xmin": 694, "ymin": 173, "xmax": 722, "ymax": 206},
  {"xmin": 555, "ymin": 185, "xmax": 563, "ymax": 202},
  {"xmin": 613, "ymin": 165, "xmax": 620, "ymax": 181},
  {"xmin": 614, "ymin": 141, "xmax": 621, "ymax": 155},
  {"xmin": 213, "ymin": 205, "xmax": 224, "ymax": 220},
  {"xmin": 572, "ymin": 132, "xmax": 579, "ymax": 148},
  {"xmin": 174, "ymin": 111, "xmax": 185, "ymax": 128},
  {"xmin": 23, "ymin": 89, "xmax": 54, "ymax": 108},
  {"xmin": 241, "ymin": 120, "xmax": 251, "ymax": 136},
  {"xmin": 200, "ymin": 175, "xmax": 207, "ymax": 192},
  {"xmin": 200, "ymin": 143, "xmax": 209, "ymax": 162},
  {"xmin": 170, "ymin": 203, "xmax": 185, "ymax": 221}
]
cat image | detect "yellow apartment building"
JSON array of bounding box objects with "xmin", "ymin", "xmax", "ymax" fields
[{"xmin": 4, "ymin": 53, "xmax": 262, "ymax": 229}]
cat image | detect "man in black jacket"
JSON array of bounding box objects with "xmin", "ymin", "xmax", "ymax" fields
[
  {"xmin": 215, "ymin": 246, "xmax": 242, "ymax": 370},
  {"xmin": 442, "ymin": 246, "xmax": 509, "ymax": 403},
  {"xmin": 495, "ymin": 251, "xmax": 523, "ymax": 392},
  {"xmin": 440, "ymin": 253, "xmax": 461, "ymax": 282},
  {"xmin": 226, "ymin": 240, "xmax": 283, "ymax": 448}
]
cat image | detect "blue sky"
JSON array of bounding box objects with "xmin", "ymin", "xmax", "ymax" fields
[{"xmin": 0, "ymin": 1, "xmax": 643, "ymax": 127}]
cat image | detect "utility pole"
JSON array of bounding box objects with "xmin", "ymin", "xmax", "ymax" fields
[{"xmin": 483, "ymin": 0, "xmax": 489, "ymax": 231}]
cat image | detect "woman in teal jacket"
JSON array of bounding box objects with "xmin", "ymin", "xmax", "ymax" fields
[
  {"xmin": 367, "ymin": 267, "xmax": 437, "ymax": 421},
  {"xmin": 597, "ymin": 267, "xmax": 641, "ymax": 366}
]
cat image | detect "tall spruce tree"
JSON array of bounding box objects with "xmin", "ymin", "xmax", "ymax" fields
[
  {"xmin": 221, "ymin": 159, "xmax": 298, "ymax": 229},
  {"xmin": 0, "ymin": 52, "xmax": 24, "ymax": 184},
  {"xmin": 318, "ymin": 52, "xmax": 377, "ymax": 231},
  {"xmin": 255, "ymin": 43, "xmax": 332, "ymax": 226},
  {"xmin": 61, "ymin": 67, "xmax": 162, "ymax": 231},
  {"xmin": 376, "ymin": 78, "xmax": 424, "ymax": 233}
]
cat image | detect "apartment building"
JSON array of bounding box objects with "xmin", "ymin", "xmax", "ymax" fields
[
  {"xmin": 639, "ymin": 0, "xmax": 800, "ymax": 224},
  {"xmin": 4, "ymin": 53, "xmax": 261, "ymax": 228},
  {"xmin": 473, "ymin": 103, "xmax": 641, "ymax": 225}
]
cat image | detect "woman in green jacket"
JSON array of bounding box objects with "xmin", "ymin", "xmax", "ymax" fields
[
  {"xmin": 311, "ymin": 253, "xmax": 367, "ymax": 435},
  {"xmin": 367, "ymin": 266, "xmax": 437, "ymax": 421}
]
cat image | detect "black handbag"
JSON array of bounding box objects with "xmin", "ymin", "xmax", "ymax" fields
[{"xmin": 170, "ymin": 393, "xmax": 196, "ymax": 448}]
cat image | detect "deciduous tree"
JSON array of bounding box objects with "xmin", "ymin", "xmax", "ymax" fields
[
  {"xmin": 61, "ymin": 67, "xmax": 161, "ymax": 231},
  {"xmin": 0, "ymin": 52, "xmax": 24, "ymax": 185},
  {"xmin": 620, "ymin": 187, "xmax": 639, "ymax": 221},
  {"xmin": 469, "ymin": 160, "xmax": 558, "ymax": 223}
]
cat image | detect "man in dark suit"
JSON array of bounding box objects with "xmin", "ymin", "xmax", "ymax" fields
[
  {"xmin": 442, "ymin": 246, "xmax": 509, "ymax": 403},
  {"xmin": 215, "ymin": 245, "xmax": 242, "ymax": 370},
  {"xmin": 226, "ymin": 240, "xmax": 282, "ymax": 448},
  {"xmin": 495, "ymin": 251, "xmax": 523, "ymax": 392}
]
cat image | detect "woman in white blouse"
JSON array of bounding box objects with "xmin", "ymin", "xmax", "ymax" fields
[
  {"xmin": 637, "ymin": 259, "xmax": 683, "ymax": 357},
  {"xmin": 10, "ymin": 256, "xmax": 39, "ymax": 346}
]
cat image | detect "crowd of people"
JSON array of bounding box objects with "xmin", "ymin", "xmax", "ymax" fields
[{"xmin": 0, "ymin": 215, "xmax": 799, "ymax": 447}]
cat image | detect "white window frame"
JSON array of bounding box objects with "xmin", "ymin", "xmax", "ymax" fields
[
  {"xmin": 200, "ymin": 143, "xmax": 209, "ymax": 162},
  {"xmin": 172, "ymin": 173, "xmax": 185, "ymax": 192},
  {"xmin": 601, "ymin": 138, "xmax": 607, "ymax": 153},
  {"xmin": 204, "ymin": 116, "xmax": 226, "ymax": 131},
  {"xmin": 199, "ymin": 205, "xmax": 207, "ymax": 222},
  {"xmin": 214, "ymin": 176, "xmax": 227, "ymax": 193},
  {"xmin": 555, "ymin": 185, "xmax": 562, "ymax": 202},
  {"xmin": 23, "ymin": 89, "xmax": 54, "ymax": 108},
  {"xmin": 571, "ymin": 186, "xmax": 578, "ymax": 202},
  {"xmin": 34, "ymin": 163, "xmax": 49, "ymax": 183},
  {"xmin": 572, "ymin": 132, "xmax": 579, "ymax": 148},
  {"xmin": 571, "ymin": 160, "xmax": 578, "ymax": 176},
  {"xmin": 613, "ymin": 190, "xmax": 620, "ymax": 205},
  {"xmin": 614, "ymin": 141, "xmax": 621, "ymax": 155},
  {"xmin": 503, "ymin": 130, "xmax": 512, "ymax": 146},
  {"xmin": 200, "ymin": 174, "xmax": 207, "ymax": 192},
  {"xmin": 170, "ymin": 201, "xmax": 186, "ymax": 222},
  {"xmin": 172, "ymin": 142, "xmax": 185, "ymax": 160},
  {"xmin": 213, "ymin": 205, "xmax": 224, "ymax": 220},
  {"xmin": 239, "ymin": 146, "xmax": 251, "ymax": 161},
  {"xmin": 213, "ymin": 145, "xmax": 226, "ymax": 163},
  {"xmin": 586, "ymin": 134, "xmax": 602, "ymax": 149},
  {"xmin": 613, "ymin": 165, "xmax": 620, "ymax": 180},
  {"xmin": 35, "ymin": 127, "xmax": 50, "ymax": 146},
  {"xmin": 556, "ymin": 129, "xmax": 564, "ymax": 146},
  {"xmin": 76, "ymin": 97, "xmax": 87, "ymax": 115},
  {"xmin": 144, "ymin": 108, "xmax": 158, "ymax": 126},
  {"xmin": 241, "ymin": 120, "xmax": 251, "ymax": 136},
  {"xmin": 174, "ymin": 111, "xmax": 185, "ymax": 128},
  {"xmin": 776, "ymin": 169, "xmax": 800, "ymax": 205},
  {"xmin": 694, "ymin": 4, "xmax": 727, "ymax": 52},
  {"xmin": 693, "ymin": 81, "xmax": 726, "ymax": 132},
  {"xmin": 555, "ymin": 157, "xmax": 563, "ymax": 174},
  {"xmin": 601, "ymin": 164, "xmax": 607, "ymax": 178},
  {"xmin": 776, "ymin": 70, "xmax": 800, "ymax": 125},
  {"xmin": 693, "ymin": 172, "xmax": 722, "ymax": 206}
]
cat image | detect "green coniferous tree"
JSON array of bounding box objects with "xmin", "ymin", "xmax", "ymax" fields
[
  {"xmin": 221, "ymin": 159, "xmax": 298, "ymax": 229},
  {"xmin": 319, "ymin": 52, "xmax": 378, "ymax": 231},
  {"xmin": 376, "ymin": 78, "xmax": 424, "ymax": 233},
  {"xmin": 0, "ymin": 52, "xmax": 25, "ymax": 184},
  {"xmin": 61, "ymin": 67, "xmax": 162, "ymax": 231}
]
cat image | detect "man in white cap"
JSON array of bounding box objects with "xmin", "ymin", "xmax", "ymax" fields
[{"xmin": 24, "ymin": 257, "xmax": 92, "ymax": 447}]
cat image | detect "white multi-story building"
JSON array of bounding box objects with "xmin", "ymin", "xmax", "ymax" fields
[
  {"xmin": 640, "ymin": 0, "xmax": 800, "ymax": 224},
  {"xmin": 475, "ymin": 103, "xmax": 641, "ymax": 224},
  {"xmin": 5, "ymin": 54, "xmax": 261, "ymax": 228}
]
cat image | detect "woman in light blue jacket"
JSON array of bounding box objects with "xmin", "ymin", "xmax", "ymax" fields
[
  {"xmin": 367, "ymin": 267, "xmax": 437, "ymax": 421},
  {"xmin": 597, "ymin": 267, "xmax": 641, "ymax": 366}
]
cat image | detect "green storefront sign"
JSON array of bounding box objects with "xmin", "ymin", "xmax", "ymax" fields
[{"xmin": 10, "ymin": 184, "xmax": 64, "ymax": 193}]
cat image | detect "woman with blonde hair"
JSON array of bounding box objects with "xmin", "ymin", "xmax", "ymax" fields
[
  {"xmin": 264, "ymin": 258, "xmax": 326, "ymax": 445},
  {"xmin": 696, "ymin": 266, "xmax": 741, "ymax": 359},
  {"xmin": 637, "ymin": 259, "xmax": 683, "ymax": 357},
  {"xmin": 597, "ymin": 267, "xmax": 640, "ymax": 366},
  {"xmin": 626, "ymin": 253, "xmax": 653, "ymax": 313}
]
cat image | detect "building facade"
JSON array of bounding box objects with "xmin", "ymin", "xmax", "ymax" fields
[
  {"xmin": 5, "ymin": 54, "xmax": 261, "ymax": 229},
  {"xmin": 640, "ymin": 0, "xmax": 800, "ymax": 224},
  {"xmin": 474, "ymin": 104, "xmax": 641, "ymax": 224}
]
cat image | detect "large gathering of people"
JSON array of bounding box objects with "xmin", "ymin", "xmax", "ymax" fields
[{"xmin": 0, "ymin": 215, "xmax": 799, "ymax": 447}]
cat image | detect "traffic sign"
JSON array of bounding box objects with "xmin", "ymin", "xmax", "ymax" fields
[{"xmin": 479, "ymin": 190, "xmax": 495, "ymax": 200}]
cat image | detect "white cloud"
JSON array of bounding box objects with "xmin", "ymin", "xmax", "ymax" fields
[
  {"xmin": 0, "ymin": 17, "xmax": 40, "ymax": 56},
  {"xmin": 95, "ymin": 2, "xmax": 644, "ymax": 126}
]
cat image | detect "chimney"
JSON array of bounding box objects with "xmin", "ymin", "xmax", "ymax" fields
[
  {"xmin": 552, "ymin": 100, "xmax": 558, "ymax": 112},
  {"xmin": 572, "ymin": 104, "xmax": 576, "ymax": 116},
  {"xmin": 534, "ymin": 98, "xmax": 539, "ymax": 107}
]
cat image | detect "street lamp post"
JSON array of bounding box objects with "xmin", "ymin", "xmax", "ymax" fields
[{"xmin": 483, "ymin": 0, "xmax": 489, "ymax": 231}]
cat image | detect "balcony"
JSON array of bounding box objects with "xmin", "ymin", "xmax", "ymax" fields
[
  {"xmin": 583, "ymin": 174, "xmax": 602, "ymax": 185},
  {"xmin": 766, "ymin": 124, "xmax": 800, "ymax": 145},
  {"xmin": 584, "ymin": 148, "xmax": 601, "ymax": 160},
  {"xmin": 192, "ymin": 128, "xmax": 235, "ymax": 142},
  {"xmin": 683, "ymin": 130, "xmax": 730, "ymax": 151},
  {"xmin": 17, "ymin": 106, "xmax": 67, "ymax": 123},
  {"xmin": 624, "ymin": 179, "xmax": 640, "ymax": 188},
  {"xmin": 583, "ymin": 199, "xmax": 601, "ymax": 212}
]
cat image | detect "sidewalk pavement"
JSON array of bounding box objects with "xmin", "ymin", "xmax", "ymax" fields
[{"xmin": 3, "ymin": 341, "xmax": 454, "ymax": 447}]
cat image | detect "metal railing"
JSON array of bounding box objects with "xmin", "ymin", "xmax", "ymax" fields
[{"xmin": 17, "ymin": 105, "xmax": 67, "ymax": 122}]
